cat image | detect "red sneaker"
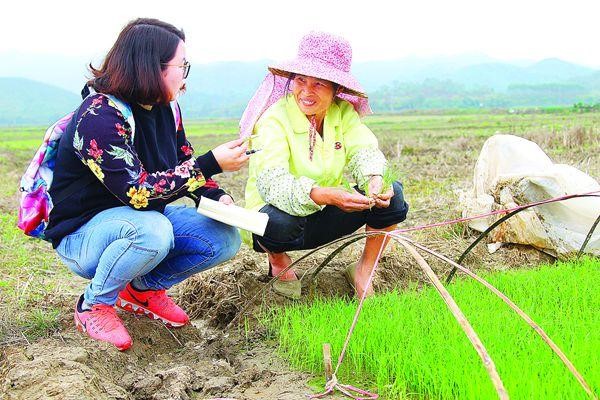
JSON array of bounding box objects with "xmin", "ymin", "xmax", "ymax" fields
[
  {"xmin": 116, "ymin": 283, "xmax": 189, "ymax": 327},
  {"xmin": 74, "ymin": 295, "xmax": 132, "ymax": 351}
]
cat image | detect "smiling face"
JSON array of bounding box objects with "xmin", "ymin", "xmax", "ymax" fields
[
  {"xmin": 291, "ymin": 75, "xmax": 336, "ymax": 121},
  {"xmin": 161, "ymin": 40, "xmax": 187, "ymax": 101}
]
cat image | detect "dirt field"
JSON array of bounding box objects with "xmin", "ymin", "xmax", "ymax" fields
[{"xmin": 1, "ymin": 111, "xmax": 598, "ymax": 399}]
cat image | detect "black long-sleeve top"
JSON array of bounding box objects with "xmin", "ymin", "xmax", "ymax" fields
[{"xmin": 45, "ymin": 92, "xmax": 226, "ymax": 247}]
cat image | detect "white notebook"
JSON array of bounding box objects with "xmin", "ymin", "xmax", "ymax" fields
[{"xmin": 196, "ymin": 196, "xmax": 269, "ymax": 236}]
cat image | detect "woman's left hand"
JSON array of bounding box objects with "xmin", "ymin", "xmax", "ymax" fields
[
  {"xmin": 218, "ymin": 195, "xmax": 234, "ymax": 205},
  {"xmin": 374, "ymin": 187, "xmax": 394, "ymax": 208},
  {"xmin": 367, "ymin": 175, "xmax": 383, "ymax": 197},
  {"xmin": 368, "ymin": 175, "xmax": 393, "ymax": 208}
]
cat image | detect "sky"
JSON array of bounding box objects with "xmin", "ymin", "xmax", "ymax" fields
[{"xmin": 1, "ymin": 0, "xmax": 599, "ymax": 67}]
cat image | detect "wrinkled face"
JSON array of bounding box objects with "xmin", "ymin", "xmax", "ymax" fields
[
  {"xmin": 161, "ymin": 40, "xmax": 187, "ymax": 101},
  {"xmin": 291, "ymin": 75, "xmax": 336, "ymax": 119}
]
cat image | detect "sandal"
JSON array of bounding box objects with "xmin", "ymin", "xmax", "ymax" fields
[{"xmin": 268, "ymin": 262, "xmax": 301, "ymax": 300}]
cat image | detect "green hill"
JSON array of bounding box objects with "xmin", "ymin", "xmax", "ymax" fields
[
  {"xmin": 1, "ymin": 56, "xmax": 599, "ymax": 124},
  {"xmin": 0, "ymin": 78, "xmax": 79, "ymax": 125}
]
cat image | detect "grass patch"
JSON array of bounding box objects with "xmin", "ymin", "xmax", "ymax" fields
[
  {"xmin": 265, "ymin": 258, "xmax": 600, "ymax": 399},
  {"xmin": 21, "ymin": 308, "xmax": 61, "ymax": 340},
  {"xmin": 0, "ymin": 213, "xmax": 78, "ymax": 343}
]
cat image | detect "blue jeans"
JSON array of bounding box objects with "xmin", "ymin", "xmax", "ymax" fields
[{"xmin": 55, "ymin": 205, "xmax": 241, "ymax": 306}]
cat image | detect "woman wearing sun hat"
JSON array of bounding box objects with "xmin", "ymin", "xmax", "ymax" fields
[{"xmin": 241, "ymin": 31, "xmax": 409, "ymax": 299}]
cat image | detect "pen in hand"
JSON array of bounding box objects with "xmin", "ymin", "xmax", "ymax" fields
[{"xmin": 245, "ymin": 149, "xmax": 262, "ymax": 156}]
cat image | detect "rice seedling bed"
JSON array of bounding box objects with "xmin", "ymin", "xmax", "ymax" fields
[{"xmin": 266, "ymin": 258, "xmax": 600, "ymax": 399}]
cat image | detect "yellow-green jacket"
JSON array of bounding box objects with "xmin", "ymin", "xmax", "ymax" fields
[{"xmin": 244, "ymin": 94, "xmax": 386, "ymax": 217}]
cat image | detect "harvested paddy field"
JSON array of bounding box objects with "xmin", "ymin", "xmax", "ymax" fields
[{"xmin": 1, "ymin": 110, "xmax": 599, "ymax": 399}]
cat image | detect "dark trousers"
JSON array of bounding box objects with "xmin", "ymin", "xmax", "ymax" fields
[{"xmin": 253, "ymin": 181, "xmax": 409, "ymax": 253}]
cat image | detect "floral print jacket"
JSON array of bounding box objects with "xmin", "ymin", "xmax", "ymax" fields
[{"xmin": 72, "ymin": 94, "xmax": 221, "ymax": 209}]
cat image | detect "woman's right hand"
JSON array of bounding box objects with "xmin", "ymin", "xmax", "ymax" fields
[
  {"xmin": 311, "ymin": 187, "xmax": 374, "ymax": 212},
  {"xmin": 212, "ymin": 138, "xmax": 249, "ymax": 172}
]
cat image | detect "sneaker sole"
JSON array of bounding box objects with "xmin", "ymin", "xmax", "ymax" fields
[
  {"xmin": 74, "ymin": 313, "xmax": 131, "ymax": 351},
  {"xmin": 115, "ymin": 298, "xmax": 187, "ymax": 328}
]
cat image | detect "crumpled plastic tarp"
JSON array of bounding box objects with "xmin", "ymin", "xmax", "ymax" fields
[{"xmin": 461, "ymin": 134, "xmax": 600, "ymax": 258}]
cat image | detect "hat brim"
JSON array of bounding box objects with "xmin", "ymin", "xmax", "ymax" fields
[{"xmin": 268, "ymin": 59, "xmax": 367, "ymax": 98}]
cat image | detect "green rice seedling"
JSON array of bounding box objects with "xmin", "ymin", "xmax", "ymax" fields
[
  {"xmin": 360, "ymin": 164, "xmax": 401, "ymax": 198},
  {"xmin": 381, "ymin": 164, "xmax": 401, "ymax": 194},
  {"xmin": 360, "ymin": 166, "xmax": 400, "ymax": 197},
  {"xmin": 265, "ymin": 258, "xmax": 600, "ymax": 399}
]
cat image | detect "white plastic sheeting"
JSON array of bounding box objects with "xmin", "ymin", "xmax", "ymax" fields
[{"xmin": 461, "ymin": 134, "xmax": 600, "ymax": 258}]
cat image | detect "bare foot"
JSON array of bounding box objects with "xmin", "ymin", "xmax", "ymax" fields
[
  {"xmin": 354, "ymin": 264, "xmax": 375, "ymax": 298},
  {"xmin": 268, "ymin": 252, "xmax": 297, "ymax": 281}
]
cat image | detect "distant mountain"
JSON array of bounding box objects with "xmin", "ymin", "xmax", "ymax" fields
[
  {"xmin": 0, "ymin": 51, "xmax": 94, "ymax": 94},
  {"xmin": 369, "ymin": 78, "xmax": 600, "ymax": 112},
  {"xmin": 180, "ymin": 61, "xmax": 269, "ymax": 118},
  {"xmin": 1, "ymin": 54, "xmax": 599, "ymax": 124},
  {"xmin": 574, "ymin": 71, "xmax": 600, "ymax": 89},
  {"xmin": 527, "ymin": 58, "xmax": 594, "ymax": 82},
  {"xmin": 185, "ymin": 60, "xmax": 269, "ymax": 96},
  {"xmin": 0, "ymin": 78, "xmax": 79, "ymax": 125},
  {"xmin": 352, "ymin": 53, "xmax": 500, "ymax": 90},
  {"xmin": 447, "ymin": 58, "xmax": 595, "ymax": 90},
  {"xmin": 448, "ymin": 63, "xmax": 532, "ymax": 90},
  {"xmin": 2, "ymin": 51, "xmax": 596, "ymax": 95},
  {"xmin": 178, "ymin": 57, "xmax": 600, "ymax": 118}
]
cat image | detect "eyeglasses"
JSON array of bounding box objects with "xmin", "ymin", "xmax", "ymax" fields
[{"xmin": 161, "ymin": 60, "xmax": 191, "ymax": 79}]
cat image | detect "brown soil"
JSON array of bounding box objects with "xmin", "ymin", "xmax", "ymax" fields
[
  {"xmin": 1, "ymin": 310, "xmax": 316, "ymax": 400},
  {"xmin": 1, "ymin": 239, "xmax": 554, "ymax": 400}
]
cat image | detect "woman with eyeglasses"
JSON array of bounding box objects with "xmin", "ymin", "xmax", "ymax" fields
[{"xmin": 45, "ymin": 18, "xmax": 248, "ymax": 350}]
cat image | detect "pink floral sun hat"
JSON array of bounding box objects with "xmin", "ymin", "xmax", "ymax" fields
[{"xmin": 239, "ymin": 31, "xmax": 372, "ymax": 138}]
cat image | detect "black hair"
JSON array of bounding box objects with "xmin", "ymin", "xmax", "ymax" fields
[{"xmin": 88, "ymin": 18, "xmax": 185, "ymax": 105}]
